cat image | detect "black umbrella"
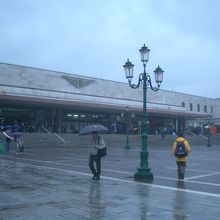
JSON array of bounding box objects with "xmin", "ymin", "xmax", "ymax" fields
[{"xmin": 79, "ymin": 124, "xmax": 108, "ymax": 135}]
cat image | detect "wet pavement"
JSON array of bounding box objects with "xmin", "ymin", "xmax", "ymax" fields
[{"xmin": 0, "ymin": 142, "xmax": 220, "ymax": 219}]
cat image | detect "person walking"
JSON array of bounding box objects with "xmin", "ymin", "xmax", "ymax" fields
[
  {"xmin": 4, "ymin": 127, "xmax": 12, "ymax": 152},
  {"xmin": 172, "ymin": 131, "xmax": 190, "ymax": 180},
  {"xmin": 89, "ymin": 132, "xmax": 105, "ymax": 180},
  {"xmin": 2, "ymin": 127, "xmax": 14, "ymax": 152},
  {"xmin": 12, "ymin": 129, "xmax": 24, "ymax": 156},
  {"xmin": 4, "ymin": 135, "xmax": 11, "ymax": 152},
  {"xmin": 15, "ymin": 135, "xmax": 24, "ymax": 156},
  {"xmin": 161, "ymin": 127, "xmax": 166, "ymax": 140}
]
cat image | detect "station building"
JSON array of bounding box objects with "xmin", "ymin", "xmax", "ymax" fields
[{"xmin": 0, "ymin": 62, "xmax": 220, "ymax": 134}]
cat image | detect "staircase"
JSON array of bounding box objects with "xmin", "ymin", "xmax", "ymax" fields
[{"xmin": 1, "ymin": 132, "xmax": 219, "ymax": 149}]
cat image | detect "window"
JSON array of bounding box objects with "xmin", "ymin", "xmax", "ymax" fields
[
  {"xmin": 204, "ymin": 105, "xmax": 207, "ymax": 113},
  {"xmin": 182, "ymin": 102, "xmax": 185, "ymax": 107},
  {"xmin": 211, "ymin": 106, "xmax": 214, "ymax": 114},
  {"xmin": 190, "ymin": 103, "xmax": 193, "ymax": 111},
  {"xmin": 197, "ymin": 104, "xmax": 200, "ymax": 112}
]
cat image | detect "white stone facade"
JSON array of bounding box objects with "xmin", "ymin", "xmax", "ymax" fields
[{"xmin": 0, "ymin": 62, "xmax": 220, "ymax": 118}]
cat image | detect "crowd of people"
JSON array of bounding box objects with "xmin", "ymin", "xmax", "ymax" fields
[{"xmin": 0, "ymin": 119, "xmax": 24, "ymax": 156}]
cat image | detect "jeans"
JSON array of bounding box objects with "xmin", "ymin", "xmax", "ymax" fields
[
  {"xmin": 176, "ymin": 161, "xmax": 186, "ymax": 179},
  {"xmin": 16, "ymin": 138, "xmax": 24, "ymax": 155},
  {"xmin": 89, "ymin": 154, "xmax": 101, "ymax": 177}
]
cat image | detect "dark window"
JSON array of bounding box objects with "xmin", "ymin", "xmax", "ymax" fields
[
  {"xmin": 197, "ymin": 104, "xmax": 200, "ymax": 112},
  {"xmin": 211, "ymin": 106, "xmax": 214, "ymax": 114},
  {"xmin": 182, "ymin": 102, "xmax": 185, "ymax": 107},
  {"xmin": 204, "ymin": 105, "xmax": 207, "ymax": 113},
  {"xmin": 190, "ymin": 103, "xmax": 193, "ymax": 111}
]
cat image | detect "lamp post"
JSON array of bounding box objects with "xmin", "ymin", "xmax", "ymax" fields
[
  {"xmin": 121, "ymin": 106, "xmax": 134, "ymax": 149},
  {"xmin": 123, "ymin": 44, "xmax": 164, "ymax": 182},
  {"xmin": 207, "ymin": 116, "xmax": 212, "ymax": 147}
]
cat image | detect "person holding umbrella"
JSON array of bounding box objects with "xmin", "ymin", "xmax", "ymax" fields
[
  {"xmin": 89, "ymin": 131, "xmax": 105, "ymax": 180},
  {"xmin": 14, "ymin": 131, "xmax": 24, "ymax": 156},
  {"xmin": 3, "ymin": 126, "xmax": 13, "ymax": 152},
  {"xmin": 11, "ymin": 125, "xmax": 24, "ymax": 156},
  {"xmin": 79, "ymin": 124, "xmax": 107, "ymax": 180}
]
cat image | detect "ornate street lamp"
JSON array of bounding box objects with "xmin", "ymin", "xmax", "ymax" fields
[{"xmin": 123, "ymin": 44, "xmax": 164, "ymax": 182}]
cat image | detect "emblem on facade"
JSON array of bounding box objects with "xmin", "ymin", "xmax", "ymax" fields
[{"xmin": 62, "ymin": 75, "xmax": 94, "ymax": 88}]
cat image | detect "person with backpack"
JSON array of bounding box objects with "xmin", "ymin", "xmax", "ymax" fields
[
  {"xmin": 89, "ymin": 132, "xmax": 106, "ymax": 180},
  {"xmin": 172, "ymin": 131, "xmax": 190, "ymax": 180}
]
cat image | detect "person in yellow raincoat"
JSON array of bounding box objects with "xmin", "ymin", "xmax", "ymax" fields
[{"xmin": 172, "ymin": 131, "xmax": 190, "ymax": 180}]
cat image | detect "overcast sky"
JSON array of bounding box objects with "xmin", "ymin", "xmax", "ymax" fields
[{"xmin": 0, "ymin": 0, "xmax": 220, "ymax": 98}]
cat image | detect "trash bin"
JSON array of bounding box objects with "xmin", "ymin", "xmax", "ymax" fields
[{"xmin": 0, "ymin": 142, "xmax": 5, "ymax": 153}]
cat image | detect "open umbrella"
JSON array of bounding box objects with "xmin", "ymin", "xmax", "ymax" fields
[
  {"xmin": 11, "ymin": 131, "xmax": 23, "ymax": 138},
  {"xmin": 79, "ymin": 124, "xmax": 108, "ymax": 135}
]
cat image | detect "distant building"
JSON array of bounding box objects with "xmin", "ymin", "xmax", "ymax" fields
[{"xmin": 0, "ymin": 62, "xmax": 220, "ymax": 134}]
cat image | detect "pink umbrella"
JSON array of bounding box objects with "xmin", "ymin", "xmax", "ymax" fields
[{"xmin": 11, "ymin": 131, "xmax": 23, "ymax": 138}]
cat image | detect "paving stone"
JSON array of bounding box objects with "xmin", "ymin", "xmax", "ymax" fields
[{"xmin": 0, "ymin": 143, "xmax": 220, "ymax": 219}]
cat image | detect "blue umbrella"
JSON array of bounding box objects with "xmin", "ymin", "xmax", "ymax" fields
[{"xmin": 79, "ymin": 124, "xmax": 108, "ymax": 135}]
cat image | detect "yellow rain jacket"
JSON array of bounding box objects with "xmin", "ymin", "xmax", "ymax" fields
[{"xmin": 172, "ymin": 137, "xmax": 190, "ymax": 162}]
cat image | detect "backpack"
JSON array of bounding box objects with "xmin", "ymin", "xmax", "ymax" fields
[{"xmin": 175, "ymin": 141, "xmax": 187, "ymax": 158}]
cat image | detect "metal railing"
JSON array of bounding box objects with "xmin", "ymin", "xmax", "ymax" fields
[
  {"xmin": 185, "ymin": 129, "xmax": 208, "ymax": 140},
  {"xmin": 39, "ymin": 126, "xmax": 65, "ymax": 145}
]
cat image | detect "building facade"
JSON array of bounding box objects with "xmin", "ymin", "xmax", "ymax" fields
[{"xmin": 0, "ymin": 62, "xmax": 220, "ymax": 134}]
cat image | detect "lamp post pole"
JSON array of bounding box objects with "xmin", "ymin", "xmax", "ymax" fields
[
  {"xmin": 207, "ymin": 116, "xmax": 211, "ymax": 147},
  {"xmin": 121, "ymin": 106, "xmax": 134, "ymax": 149},
  {"xmin": 123, "ymin": 44, "xmax": 164, "ymax": 182},
  {"xmin": 125, "ymin": 107, "xmax": 131, "ymax": 149}
]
